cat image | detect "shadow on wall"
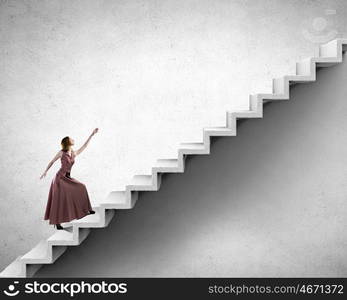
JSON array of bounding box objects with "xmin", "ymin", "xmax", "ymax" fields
[{"xmin": 36, "ymin": 58, "xmax": 347, "ymax": 277}]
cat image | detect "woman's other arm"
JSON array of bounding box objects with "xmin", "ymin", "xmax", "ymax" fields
[{"xmin": 40, "ymin": 150, "xmax": 62, "ymax": 179}]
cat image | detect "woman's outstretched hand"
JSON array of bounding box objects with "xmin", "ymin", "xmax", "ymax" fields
[
  {"xmin": 40, "ymin": 172, "xmax": 47, "ymax": 180},
  {"xmin": 92, "ymin": 128, "xmax": 99, "ymax": 136}
]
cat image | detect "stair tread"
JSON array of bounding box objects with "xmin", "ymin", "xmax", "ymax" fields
[
  {"xmin": 204, "ymin": 127, "xmax": 231, "ymax": 131},
  {"xmin": 48, "ymin": 230, "xmax": 74, "ymax": 242},
  {"xmin": 231, "ymin": 110, "xmax": 257, "ymax": 115},
  {"xmin": 69, "ymin": 212, "xmax": 101, "ymax": 224},
  {"xmin": 21, "ymin": 240, "xmax": 48, "ymax": 260}
]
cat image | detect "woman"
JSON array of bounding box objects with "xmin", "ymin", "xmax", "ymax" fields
[{"xmin": 40, "ymin": 128, "xmax": 99, "ymax": 230}]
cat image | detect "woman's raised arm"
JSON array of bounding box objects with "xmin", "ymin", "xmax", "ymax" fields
[
  {"xmin": 75, "ymin": 128, "xmax": 98, "ymax": 156},
  {"xmin": 40, "ymin": 150, "xmax": 62, "ymax": 179}
]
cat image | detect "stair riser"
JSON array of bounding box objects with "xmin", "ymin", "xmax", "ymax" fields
[
  {"xmin": 26, "ymin": 263, "xmax": 43, "ymax": 278},
  {"xmin": 72, "ymin": 209, "xmax": 115, "ymax": 228},
  {"xmin": 126, "ymin": 175, "xmax": 161, "ymax": 192},
  {"xmin": 48, "ymin": 228, "xmax": 91, "ymax": 246},
  {"xmin": 152, "ymin": 166, "xmax": 184, "ymax": 173},
  {"xmin": 178, "ymin": 147, "xmax": 210, "ymax": 156},
  {"xmin": 21, "ymin": 245, "xmax": 67, "ymax": 265},
  {"xmin": 24, "ymin": 246, "xmax": 67, "ymax": 277}
]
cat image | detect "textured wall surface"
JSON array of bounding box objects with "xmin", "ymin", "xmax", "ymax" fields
[
  {"xmin": 35, "ymin": 58, "xmax": 347, "ymax": 277},
  {"xmin": 1, "ymin": 0, "xmax": 347, "ymax": 272}
]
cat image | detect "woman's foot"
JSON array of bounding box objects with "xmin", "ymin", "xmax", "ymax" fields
[
  {"xmin": 54, "ymin": 224, "xmax": 64, "ymax": 230},
  {"xmin": 89, "ymin": 210, "xmax": 95, "ymax": 214}
]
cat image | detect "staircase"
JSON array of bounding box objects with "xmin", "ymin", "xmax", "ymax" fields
[{"xmin": 1, "ymin": 38, "xmax": 346, "ymax": 278}]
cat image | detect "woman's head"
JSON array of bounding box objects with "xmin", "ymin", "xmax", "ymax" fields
[{"xmin": 61, "ymin": 136, "xmax": 75, "ymax": 151}]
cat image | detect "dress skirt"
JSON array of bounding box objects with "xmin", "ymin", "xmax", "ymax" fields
[{"xmin": 44, "ymin": 171, "xmax": 93, "ymax": 225}]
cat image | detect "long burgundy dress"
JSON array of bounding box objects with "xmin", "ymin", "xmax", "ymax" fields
[{"xmin": 44, "ymin": 150, "xmax": 93, "ymax": 225}]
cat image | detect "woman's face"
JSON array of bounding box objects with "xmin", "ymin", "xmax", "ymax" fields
[{"xmin": 69, "ymin": 137, "xmax": 75, "ymax": 146}]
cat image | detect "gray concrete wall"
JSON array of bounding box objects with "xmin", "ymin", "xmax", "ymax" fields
[
  {"xmin": 1, "ymin": 0, "xmax": 347, "ymax": 273},
  {"xmin": 35, "ymin": 56, "xmax": 347, "ymax": 277}
]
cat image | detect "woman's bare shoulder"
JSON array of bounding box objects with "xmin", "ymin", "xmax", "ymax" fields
[{"xmin": 52, "ymin": 150, "xmax": 63, "ymax": 160}]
